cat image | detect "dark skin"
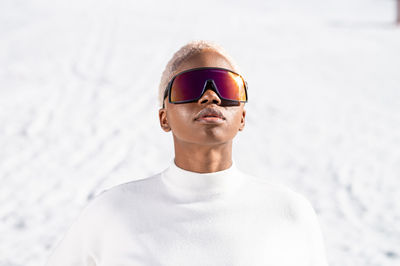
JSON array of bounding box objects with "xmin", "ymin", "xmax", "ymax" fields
[{"xmin": 158, "ymin": 50, "xmax": 246, "ymax": 173}]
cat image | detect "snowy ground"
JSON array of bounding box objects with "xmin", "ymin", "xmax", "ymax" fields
[{"xmin": 1, "ymin": 0, "xmax": 399, "ymax": 265}]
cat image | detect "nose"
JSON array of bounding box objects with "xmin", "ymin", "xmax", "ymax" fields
[{"xmin": 197, "ymin": 81, "xmax": 221, "ymax": 105}]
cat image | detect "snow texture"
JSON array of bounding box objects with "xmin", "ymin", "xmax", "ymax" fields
[{"xmin": 0, "ymin": 0, "xmax": 399, "ymax": 265}]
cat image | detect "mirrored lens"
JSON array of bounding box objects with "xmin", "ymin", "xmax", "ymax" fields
[
  {"xmin": 212, "ymin": 71, "xmax": 247, "ymax": 102},
  {"xmin": 170, "ymin": 68, "xmax": 247, "ymax": 103},
  {"xmin": 170, "ymin": 70, "xmax": 205, "ymax": 102}
]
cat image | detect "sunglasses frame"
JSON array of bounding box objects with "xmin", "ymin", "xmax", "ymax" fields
[{"xmin": 162, "ymin": 67, "xmax": 248, "ymax": 108}]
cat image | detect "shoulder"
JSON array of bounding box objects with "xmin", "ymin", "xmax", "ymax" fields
[
  {"xmin": 79, "ymin": 173, "xmax": 162, "ymax": 220},
  {"xmin": 241, "ymin": 172, "xmax": 317, "ymax": 222},
  {"xmin": 98, "ymin": 173, "xmax": 162, "ymax": 199},
  {"xmin": 243, "ymin": 172, "xmax": 307, "ymax": 201}
]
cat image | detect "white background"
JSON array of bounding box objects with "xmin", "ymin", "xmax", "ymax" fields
[{"xmin": 0, "ymin": 0, "xmax": 399, "ymax": 265}]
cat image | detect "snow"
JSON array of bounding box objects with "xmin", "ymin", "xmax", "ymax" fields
[{"xmin": 0, "ymin": 0, "xmax": 399, "ymax": 265}]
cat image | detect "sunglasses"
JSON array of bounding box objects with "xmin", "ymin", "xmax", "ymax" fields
[{"xmin": 163, "ymin": 67, "xmax": 248, "ymax": 108}]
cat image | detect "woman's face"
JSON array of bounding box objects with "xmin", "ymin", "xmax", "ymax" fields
[{"xmin": 159, "ymin": 50, "xmax": 246, "ymax": 146}]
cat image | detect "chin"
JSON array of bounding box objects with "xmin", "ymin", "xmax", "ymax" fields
[{"xmin": 193, "ymin": 136, "xmax": 232, "ymax": 145}]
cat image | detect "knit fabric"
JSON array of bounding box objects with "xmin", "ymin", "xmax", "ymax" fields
[{"xmin": 46, "ymin": 159, "xmax": 329, "ymax": 266}]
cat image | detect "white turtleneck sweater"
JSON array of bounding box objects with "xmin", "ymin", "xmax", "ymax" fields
[{"xmin": 46, "ymin": 159, "xmax": 329, "ymax": 266}]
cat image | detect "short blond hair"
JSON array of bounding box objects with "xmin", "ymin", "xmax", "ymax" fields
[{"xmin": 158, "ymin": 40, "xmax": 240, "ymax": 108}]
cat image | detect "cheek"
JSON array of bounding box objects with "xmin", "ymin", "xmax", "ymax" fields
[
  {"xmin": 168, "ymin": 109, "xmax": 193, "ymax": 131},
  {"xmin": 226, "ymin": 109, "xmax": 243, "ymax": 127}
]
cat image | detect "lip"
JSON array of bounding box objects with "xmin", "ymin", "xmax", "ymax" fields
[{"xmin": 196, "ymin": 116, "xmax": 225, "ymax": 124}]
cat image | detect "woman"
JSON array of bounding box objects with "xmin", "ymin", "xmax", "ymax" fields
[{"xmin": 47, "ymin": 40, "xmax": 329, "ymax": 266}]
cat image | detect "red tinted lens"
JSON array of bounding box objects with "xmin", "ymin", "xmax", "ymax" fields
[
  {"xmin": 170, "ymin": 70, "xmax": 206, "ymax": 102},
  {"xmin": 170, "ymin": 68, "xmax": 247, "ymax": 103},
  {"xmin": 212, "ymin": 70, "xmax": 247, "ymax": 101}
]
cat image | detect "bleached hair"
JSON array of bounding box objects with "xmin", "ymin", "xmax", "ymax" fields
[{"xmin": 158, "ymin": 40, "xmax": 241, "ymax": 108}]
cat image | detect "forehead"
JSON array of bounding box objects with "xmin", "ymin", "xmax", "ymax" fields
[{"xmin": 172, "ymin": 50, "xmax": 236, "ymax": 78}]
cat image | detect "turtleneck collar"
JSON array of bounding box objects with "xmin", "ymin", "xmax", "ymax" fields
[{"xmin": 161, "ymin": 158, "xmax": 244, "ymax": 198}]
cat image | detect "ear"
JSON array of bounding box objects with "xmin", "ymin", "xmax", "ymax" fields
[
  {"xmin": 159, "ymin": 107, "xmax": 171, "ymax": 132},
  {"xmin": 238, "ymin": 108, "xmax": 246, "ymax": 131}
]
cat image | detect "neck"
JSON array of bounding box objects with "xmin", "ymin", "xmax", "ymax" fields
[{"xmin": 173, "ymin": 137, "xmax": 233, "ymax": 173}]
